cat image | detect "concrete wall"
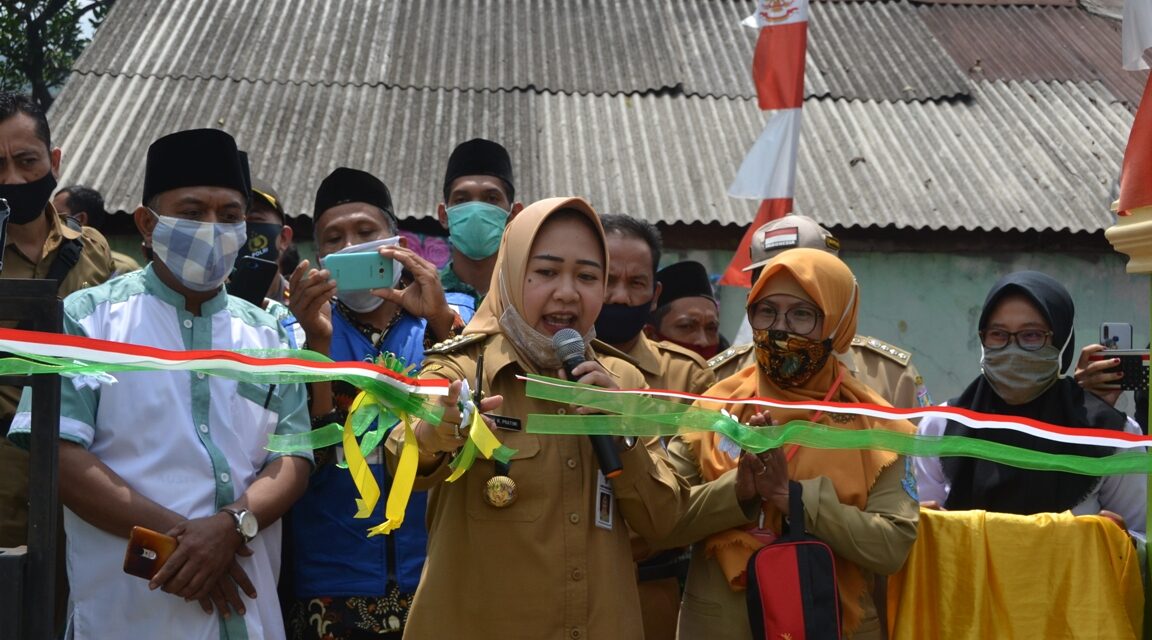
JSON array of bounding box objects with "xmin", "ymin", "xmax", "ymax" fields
[{"xmin": 665, "ymin": 248, "xmax": 1150, "ymax": 403}]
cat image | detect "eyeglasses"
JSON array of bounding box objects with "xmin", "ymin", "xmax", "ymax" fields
[
  {"xmin": 980, "ymin": 329, "xmax": 1053, "ymax": 351},
  {"xmin": 748, "ymin": 300, "xmax": 823, "ymax": 334}
]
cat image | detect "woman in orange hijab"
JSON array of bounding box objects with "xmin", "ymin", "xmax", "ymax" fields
[{"xmin": 664, "ymin": 248, "xmax": 919, "ymax": 640}]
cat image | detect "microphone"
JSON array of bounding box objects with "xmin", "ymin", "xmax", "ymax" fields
[{"xmin": 553, "ymin": 328, "xmax": 623, "ymax": 479}]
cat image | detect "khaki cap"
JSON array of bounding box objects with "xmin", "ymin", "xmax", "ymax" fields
[{"xmin": 743, "ymin": 214, "xmax": 841, "ymax": 272}]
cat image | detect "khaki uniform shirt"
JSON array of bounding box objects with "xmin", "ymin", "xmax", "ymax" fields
[
  {"xmin": 620, "ymin": 335, "xmax": 715, "ymax": 561},
  {"xmin": 707, "ymin": 335, "xmax": 932, "ymax": 409},
  {"xmin": 0, "ymin": 205, "xmax": 113, "ymax": 549},
  {"xmin": 0, "ymin": 205, "xmax": 114, "ymax": 422},
  {"xmin": 623, "ymin": 335, "xmax": 716, "ymax": 399},
  {"xmin": 662, "ymin": 441, "xmax": 920, "ymax": 640},
  {"xmin": 396, "ymin": 333, "xmax": 687, "ymax": 640},
  {"xmin": 110, "ymin": 250, "xmax": 143, "ymax": 276}
]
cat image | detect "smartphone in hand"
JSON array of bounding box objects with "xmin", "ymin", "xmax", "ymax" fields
[
  {"xmin": 227, "ymin": 256, "xmax": 280, "ymax": 307},
  {"xmin": 324, "ymin": 250, "xmax": 395, "ymax": 291},
  {"xmin": 1101, "ymin": 322, "xmax": 1133, "ymax": 350},
  {"xmin": 123, "ymin": 526, "xmax": 178, "ymax": 580},
  {"xmin": 0, "ymin": 198, "xmax": 10, "ymax": 274}
]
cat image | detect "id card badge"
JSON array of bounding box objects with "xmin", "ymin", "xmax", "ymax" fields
[{"xmin": 594, "ymin": 470, "xmax": 614, "ymax": 531}]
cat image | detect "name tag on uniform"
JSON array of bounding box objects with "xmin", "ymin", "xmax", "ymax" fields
[
  {"xmin": 486, "ymin": 414, "xmax": 522, "ymax": 431},
  {"xmin": 595, "ymin": 470, "xmax": 614, "ymax": 531}
]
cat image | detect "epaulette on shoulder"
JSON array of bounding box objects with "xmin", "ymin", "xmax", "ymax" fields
[
  {"xmin": 425, "ymin": 332, "xmax": 486, "ymax": 355},
  {"xmin": 852, "ymin": 335, "xmax": 911, "ymax": 367},
  {"xmin": 590, "ymin": 338, "xmax": 639, "ymax": 367},
  {"xmin": 655, "ymin": 339, "xmax": 709, "ymax": 366},
  {"xmin": 706, "ymin": 343, "xmax": 754, "ymax": 370}
]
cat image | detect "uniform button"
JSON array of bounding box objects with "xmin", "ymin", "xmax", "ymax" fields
[
  {"xmin": 183, "ymin": 319, "xmax": 193, "ymax": 329},
  {"xmin": 569, "ymin": 513, "xmax": 580, "ymax": 524},
  {"xmin": 198, "ymin": 424, "xmax": 208, "ymax": 434},
  {"xmin": 570, "ymin": 568, "xmax": 583, "ymax": 581},
  {"xmin": 570, "ymin": 629, "xmax": 582, "ymax": 639},
  {"xmin": 220, "ymin": 472, "xmax": 230, "ymax": 483},
  {"xmin": 556, "ymin": 408, "xmax": 567, "ymax": 415},
  {"xmin": 196, "ymin": 372, "xmax": 206, "ymax": 379},
  {"xmin": 566, "ymin": 458, "xmax": 577, "ymax": 469}
]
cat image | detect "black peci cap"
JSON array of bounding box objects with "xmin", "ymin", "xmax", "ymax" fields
[
  {"xmin": 313, "ymin": 167, "xmax": 395, "ymax": 224},
  {"xmin": 656, "ymin": 261, "xmax": 716, "ymax": 309},
  {"xmin": 142, "ymin": 129, "xmax": 247, "ymax": 204},
  {"xmin": 442, "ymin": 138, "xmax": 514, "ymax": 202}
]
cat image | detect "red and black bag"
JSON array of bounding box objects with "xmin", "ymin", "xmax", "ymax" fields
[{"xmin": 746, "ymin": 481, "xmax": 842, "ymax": 640}]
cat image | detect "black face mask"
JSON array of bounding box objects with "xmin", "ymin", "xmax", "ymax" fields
[
  {"xmin": 0, "ymin": 172, "xmax": 57, "ymax": 225},
  {"xmin": 239, "ymin": 222, "xmax": 282, "ymax": 263},
  {"xmin": 594, "ymin": 301, "xmax": 652, "ymax": 345}
]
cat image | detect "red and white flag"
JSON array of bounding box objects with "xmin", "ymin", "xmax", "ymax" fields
[
  {"xmin": 721, "ymin": 0, "xmax": 810, "ymax": 287},
  {"xmin": 1123, "ymin": 0, "xmax": 1152, "ymax": 71},
  {"xmin": 1118, "ymin": 74, "xmax": 1152, "ymax": 215}
]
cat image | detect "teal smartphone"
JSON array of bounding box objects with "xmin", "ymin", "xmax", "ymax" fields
[{"xmin": 324, "ymin": 250, "xmax": 394, "ymax": 291}]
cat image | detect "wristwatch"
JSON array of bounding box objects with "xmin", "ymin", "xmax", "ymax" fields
[{"xmin": 220, "ymin": 507, "xmax": 259, "ymax": 543}]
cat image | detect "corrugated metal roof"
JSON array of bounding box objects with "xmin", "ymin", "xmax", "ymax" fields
[
  {"xmin": 674, "ymin": 0, "xmax": 971, "ymax": 101},
  {"xmin": 47, "ymin": 73, "xmax": 1129, "ymax": 233},
  {"xmin": 919, "ymin": 4, "xmax": 1149, "ymax": 108},
  {"xmin": 911, "ymin": 0, "xmax": 1077, "ymax": 6},
  {"xmin": 74, "ymin": 0, "xmax": 683, "ymax": 94},
  {"xmin": 796, "ymin": 80, "xmax": 1130, "ymax": 232},
  {"xmin": 74, "ymin": 0, "xmax": 969, "ymax": 102}
]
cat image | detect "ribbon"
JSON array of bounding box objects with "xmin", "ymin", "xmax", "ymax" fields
[
  {"xmin": 522, "ymin": 376, "xmax": 1152, "ymax": 475},
  {"xmin": 445, "ymin": 379, "xmax": 517, "ymax": 482},
  {"xmin": 0, "ymin": 328, "xmax": 448, "ymax": 424},
  {"xmin": 0, "ymin": 328, "xmax": 461, "ymax": 535},
  {"xmin": 367, "ymin": 414, "xmax": 418, "ymax": 537},
  {"xmin": 343, "ymin": 392, "xmax": 381, "ymax": 517}
]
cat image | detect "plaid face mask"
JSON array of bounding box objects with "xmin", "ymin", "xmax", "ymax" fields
[{"xmin": 149, "ymin": 210, "xmax": 247, "ymax": 292}]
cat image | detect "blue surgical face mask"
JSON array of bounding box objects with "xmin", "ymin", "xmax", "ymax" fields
[
  {"xmin": 149, "ymin": 209, "xmax": 246, "ymax": 292},
  {"xmin": 446, "ymin": 201, "xmax": 509, "ymax": 260}
]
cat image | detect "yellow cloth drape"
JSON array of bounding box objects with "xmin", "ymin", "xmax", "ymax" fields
[{"xmin": 887, "ymin": 509, "xmax": 1143, "ymax": 640}]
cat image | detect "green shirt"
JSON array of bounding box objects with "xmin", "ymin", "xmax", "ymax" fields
[{"xmin": 439, "ymin": 261, "xmax": 483, "ymax": 323}]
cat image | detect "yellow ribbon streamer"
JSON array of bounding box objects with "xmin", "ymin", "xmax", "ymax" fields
[
  {"xmin": 366, "ymin": 414, "xmax": 418, "ymax": 537},
  {"xmin": 343, "ymin": 392, "xmax": 381, "ymax": 519},
  {"xmin": 445, "ymin": 406, "xmax": 502, "ymax": 482}
]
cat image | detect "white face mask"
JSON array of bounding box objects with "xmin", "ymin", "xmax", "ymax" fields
[
  {"xmin": 979, "ymin": 327, "xmax": 1070, "ymax": 406},
  {"xmin": 320, "ymin": 236, "xmax": 403, "ymax": 313},
  {"xmin": 980, "ymin": 344, "xmax": 1061, "ymax": 405},
  {"xmin": 149, "ymin": 210, "xmax": 246, "ymax": 292}
]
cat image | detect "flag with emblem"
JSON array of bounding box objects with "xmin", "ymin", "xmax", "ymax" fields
[
  {"xmin": 1123, "ymin": 0, "xmax": 1152, "ymax": 71},
  {"xmin": 721, "ymin": 0, "xmax": 810, "ymax": 287}
]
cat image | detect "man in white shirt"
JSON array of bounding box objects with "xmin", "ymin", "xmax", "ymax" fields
[{"xmin": 9, "ymin": 128, "xmax": 312, "ymax": 639}]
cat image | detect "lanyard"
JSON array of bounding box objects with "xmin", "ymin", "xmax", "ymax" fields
[{"xmin": 785, "ymin": 362, "xmax": 846, "ymax": 462}]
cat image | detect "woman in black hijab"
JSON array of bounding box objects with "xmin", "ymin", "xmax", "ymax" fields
[{"xmin": 913, "ymin": 271, "xmax": 1145, "ymax": 532}]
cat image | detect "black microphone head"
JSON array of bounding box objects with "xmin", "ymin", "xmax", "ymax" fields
[{"xmin": 552, "ymin": 328, "xmax": 585, "ymax": 366}]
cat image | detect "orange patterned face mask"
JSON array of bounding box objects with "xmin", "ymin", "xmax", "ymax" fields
[{"xmin": 753, "ymin": 328, "xmax": 832, "ymax": 388}]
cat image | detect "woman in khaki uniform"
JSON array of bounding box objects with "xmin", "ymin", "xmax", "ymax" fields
[
  {"xmin": 664, "ymin": 249, "xmax": 919, "ymax": 640},
  {"xmin": 400, "ymin": 197, "xmax": 686, "ymax": 640}
]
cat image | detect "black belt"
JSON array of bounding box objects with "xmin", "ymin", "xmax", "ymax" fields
[{"xmin": 637, "ymin": 549, "xmax": 690, "ymax": 582}]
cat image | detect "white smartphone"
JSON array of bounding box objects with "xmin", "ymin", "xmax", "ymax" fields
[{"xmin": 1101, "ymin": 322, "xmax": 1133, "ymax": 350}]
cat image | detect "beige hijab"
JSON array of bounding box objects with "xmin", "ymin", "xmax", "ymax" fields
[{"xmin": 463, "ymin": 197, "xmax": 607, "ymax": 372}]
